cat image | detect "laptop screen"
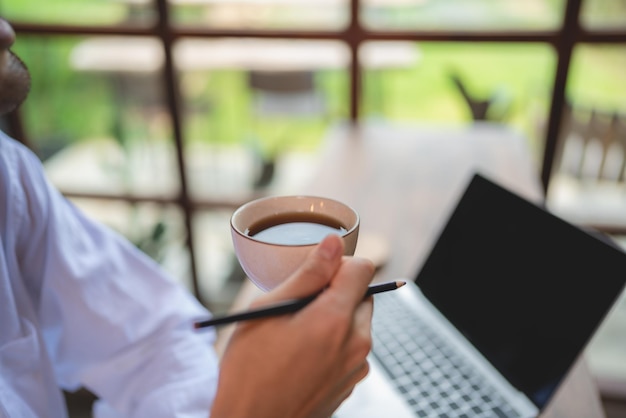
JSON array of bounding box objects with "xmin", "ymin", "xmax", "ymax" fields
[{"xmin": 415, "ymin": 173, "xmax": 626, "ymax": 409}]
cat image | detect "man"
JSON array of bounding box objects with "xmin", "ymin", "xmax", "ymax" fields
[{"xmin": 0, "ymin": 17, "xmax": 375, "ymax": 418}]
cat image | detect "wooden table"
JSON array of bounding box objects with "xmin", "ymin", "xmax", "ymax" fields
[{"xmin": 217, "ymin": 121, "xmax": 606, "ymax": 418}]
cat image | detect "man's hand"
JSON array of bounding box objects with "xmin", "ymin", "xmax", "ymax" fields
[{"xmin": 211, "ymin": 234, "xmax": 375, "ymax": 418}]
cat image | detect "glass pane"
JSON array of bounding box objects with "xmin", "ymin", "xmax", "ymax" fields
[
  {"xmin": 68, "ymin": 198, "xmax": 193, "ymax": 291},
  {"xmin": 175, "ymin": 38, "xmax": 349, "ymax": 200},
  {"xmin": 193, "ymin": 209, "xmax": 243, "ymax": 312},
  {"xmin": 568, "ymin": 45, "xmax": 626, "ymax": 113},
  {"xmin": 171, "ymin": 0, "xmax": 348, "ymax": 30},
  {"xmin": 581, "ymin": 0, "xmax": 626, "ymax": 30},
  {"xmin": 547, "ymin": 45, "xmax": 626, "ymax": 226},
  {"xmin": 13, "ymin": 35, "xmax": 179, "ymax": 198},
  {"xmin": 362, "ymin": 0, "xmax": 565, "ymax": 31},
  {"xmin": 2, "ymin": 0, "xmax": 155, "ymax": 26},
  {"xmin": 360, "ymin": 42, "xmax": 555, "ymax": 162}
]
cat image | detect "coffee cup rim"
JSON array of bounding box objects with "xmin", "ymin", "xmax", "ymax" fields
[{"xmin": 230, "ymin": 195, "xmax": 360, "ymax": 247}]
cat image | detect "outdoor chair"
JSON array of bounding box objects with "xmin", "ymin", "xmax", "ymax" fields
[
  {"xmin": 547, "ymin": 102, "xmax": 626, "ymax": 233},
  {"xmin": 448, "ymin": 72, "xmax": 511, "ymax": 122}
]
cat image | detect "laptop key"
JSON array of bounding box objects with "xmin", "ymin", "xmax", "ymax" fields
[
  {"xmin": 492, "ymin": 406, "xmax": 519, "ymax": 417},
  {"xmin": 471, "ymin": 405, "xmax": 483, "ymax": 414}
]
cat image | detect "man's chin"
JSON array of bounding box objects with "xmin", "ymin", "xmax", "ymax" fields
[
  {"xmin": 0, "ymin": 97, "xmax": 26, "ymax": 115},
  {"xmin": 0, "ymin": 85, "xmax": 30, "ymax": 115}
]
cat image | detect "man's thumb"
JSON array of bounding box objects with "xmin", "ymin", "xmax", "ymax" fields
[{"xmin": 262, "ymin": 234, "xmax": 344, "ymax": 302}]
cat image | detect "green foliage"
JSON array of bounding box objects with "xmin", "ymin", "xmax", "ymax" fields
[
  {"xmin": 569, "ymin": 45, "xmax": 626, "ymax": 111},
  {"xmin": 1, "ymin": 0, "xmax": 126, "ymax": 25},
  {"xmin": 134, "ymin": 220, "xmax": 168, "ymax": 263}
]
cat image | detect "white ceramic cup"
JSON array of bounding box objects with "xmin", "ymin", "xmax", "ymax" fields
[{"xmin": 230, "ymin": 195, "xmax": 360, "ymax": 291}]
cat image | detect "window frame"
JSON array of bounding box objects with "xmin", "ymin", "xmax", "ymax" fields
[{"xmin": 7, "ymin": 0, "xmax": 626, "ymax": 300}]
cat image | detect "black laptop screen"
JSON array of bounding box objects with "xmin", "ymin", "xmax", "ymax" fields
[{"xmin": 415, "ymin": 173, "xmax": 626, "ymax": 409}]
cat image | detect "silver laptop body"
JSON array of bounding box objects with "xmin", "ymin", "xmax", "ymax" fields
[
  {"xmin": 336, "ymin": 173, "xmax": 626, "ymax": 418},
  {"xmin": 337, "ymin": 283, "xmax": 537, "ymax": 418}
]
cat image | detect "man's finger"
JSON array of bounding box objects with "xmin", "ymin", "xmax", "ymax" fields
[{"xmin": 320, "ymin": 256, "xmax": 375, "ymax": 312}]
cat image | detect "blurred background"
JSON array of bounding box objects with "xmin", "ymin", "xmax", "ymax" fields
[{"xmin": 1, "ymin": 0, "xmax": 625, "ymax": 415}]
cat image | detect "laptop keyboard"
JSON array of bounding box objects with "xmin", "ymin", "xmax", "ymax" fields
[{"xmin": 371, "ymin": 292, "xmax": 521, "ymax": 418}]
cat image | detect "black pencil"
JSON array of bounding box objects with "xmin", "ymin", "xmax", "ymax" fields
[{"xmin": 193, "ymin": 280, "xmax": 406, "ymax": 329}]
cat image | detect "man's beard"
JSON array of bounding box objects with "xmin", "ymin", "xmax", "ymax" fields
[{"xmin": 0, "ymin": 50, "xmax": 31, "ymax": 115}]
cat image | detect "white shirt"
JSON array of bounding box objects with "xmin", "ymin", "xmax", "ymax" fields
[{"xmin": 0, "ymin": 131, "xmax": 219, "ymax": 417}]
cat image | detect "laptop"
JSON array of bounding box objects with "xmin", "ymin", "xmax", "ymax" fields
[{"xmin": 335, "ymin": 172, "xmax": 626, "ymax": 418}]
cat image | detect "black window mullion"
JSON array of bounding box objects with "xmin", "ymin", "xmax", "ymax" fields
[
  {"xmin": 154, "ymin": 0, "xmax": 205, "ymax": 305},
  {"xmin": 541, "ymin": 0, "xmax": 584, "ymax": 195}
]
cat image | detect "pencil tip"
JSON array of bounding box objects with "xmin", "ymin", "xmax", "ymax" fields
[{"xmin": 396, "ymin": 280, "xmax": 406, "ymax": 288}]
